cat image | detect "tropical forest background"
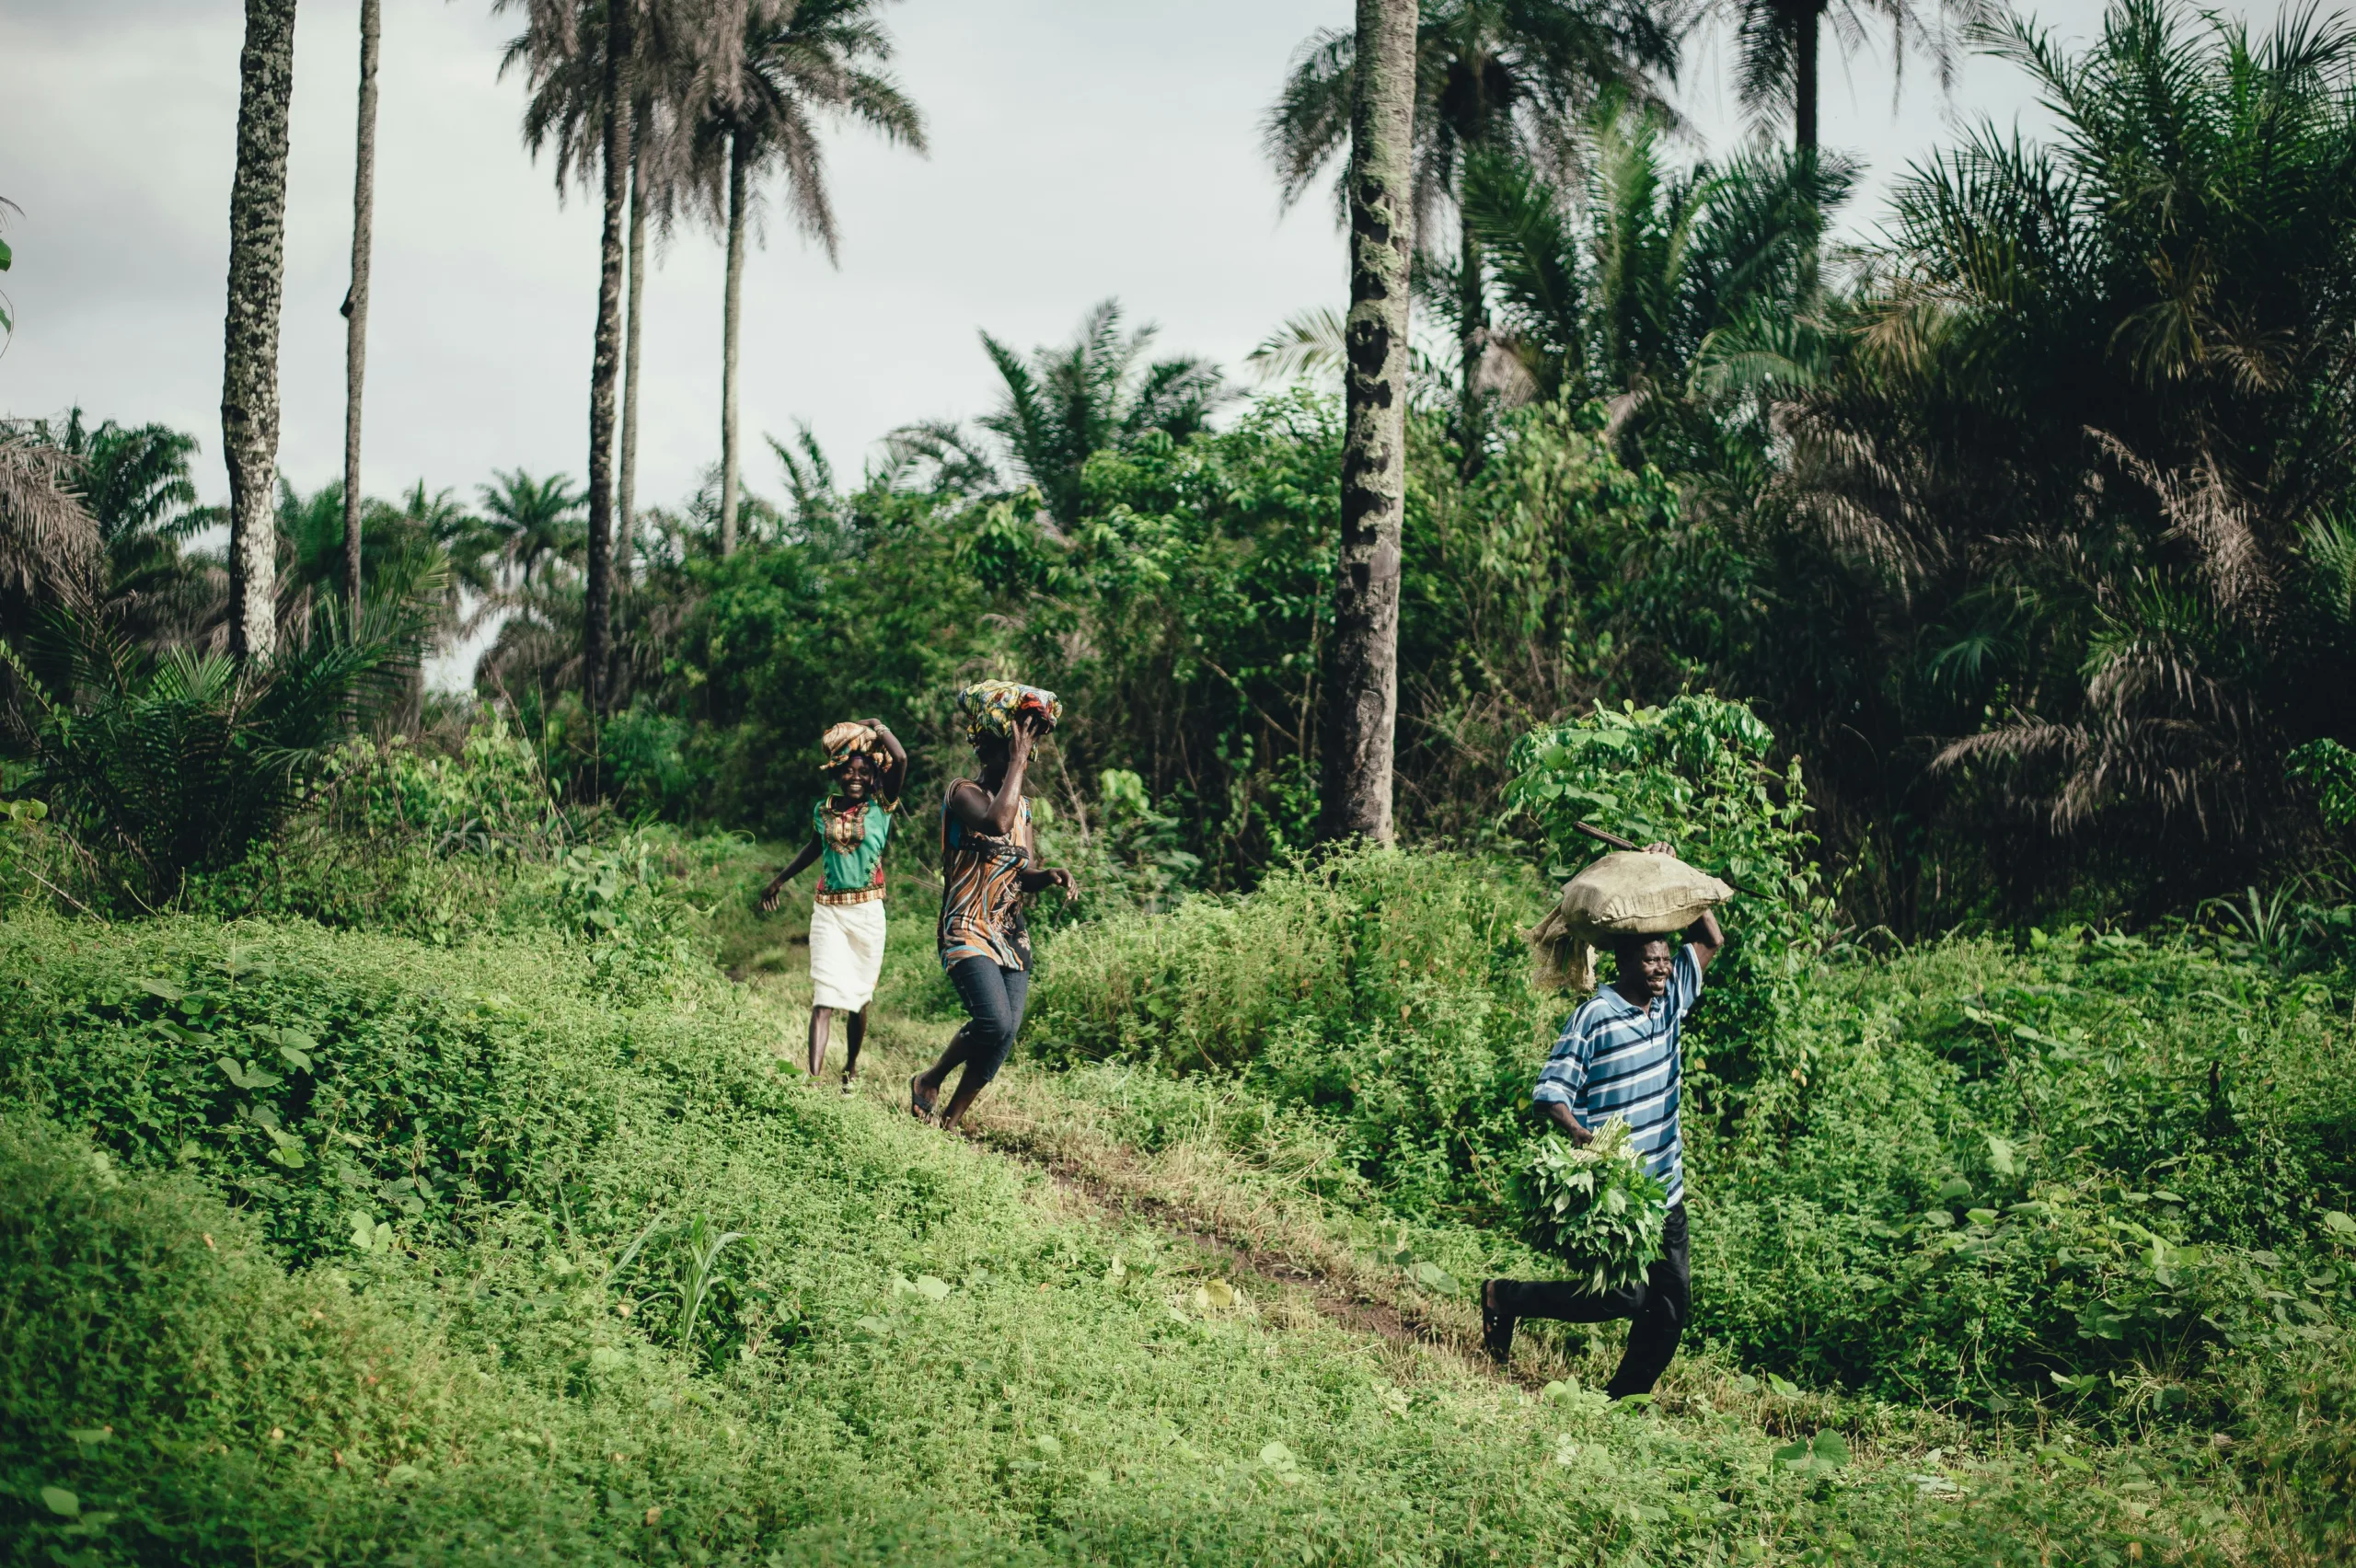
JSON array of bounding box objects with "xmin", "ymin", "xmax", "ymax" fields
[{"xmin": 2, "ymin": 0, "xmax": 2355, "ymax": 1562}]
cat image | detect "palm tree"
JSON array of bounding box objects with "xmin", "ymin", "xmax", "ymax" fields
[
  {"xmin": 0, "ymin": 413, "xmax": 217, "ymax": 657},
  {"xmin": 1265, "ymin": 0, "xmax": 1680, "ymax": 455},
  {"xmin": 1772, "ymin": 0, "xmax": 2356, "ymax": 889},
  {"xmin": 694, "ymin": 0, "xmax": 925, "ymax": 555},
  {"xmin": 974, "ymin": 299, "xmax": 1228, "ymax": 524},
  {"xmin": 500, "ymin": 0, "xmax": 738, "ymax": 714},
  {"xmin": 887, "ymin": 299, "xmax": 1230, "ymax": 524},
  {"xmin": 276, "ymin": 478, "xmax": 455, "ymax": 654},
  {"xmin": 1457, "ymin": 99, "xmax": 1854, "ymax": 468},
  {"xmin": 342, "ymin": 0, "xmax": 383, "ymax": 628},
  {"xmin": 618, "ymin": 96, "xmax": 652, "ymax": 578},
  {"xmin": 477, "ymin": 468, "xmax": 588, "ymax": 589},
  {"xmin": 0, "ymin": 430, "xmax": 99, "ymax": 605},
  {"xmin": 1323, "ymin": 0, "xmax": 1419, "ymax": 846},
  {"xmin": 9, "ymin": 412, "xmax": 205, "ymax": 595},
  {"xmin": 1700, "ymin": 0, "xmax": 1987, "ymax": 157},
  {"xmin": 221, "ymin": 0, "xmax": 302, "ymax": 663}
]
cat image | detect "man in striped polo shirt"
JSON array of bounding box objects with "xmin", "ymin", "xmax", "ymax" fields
[{"xmin": 1482, "ymin": 855, "xmax": 1725, "ymax": 1396}]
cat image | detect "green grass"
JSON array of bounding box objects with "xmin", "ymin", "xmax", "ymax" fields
[{"xmin": 0, "ymin": 838, "xmax": 2345, "ymax": 1562}]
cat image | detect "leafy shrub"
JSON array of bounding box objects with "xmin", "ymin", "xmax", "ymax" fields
[
  {"xmin": 3, "ymin": 611, "xmax": 409, "ymax": 904},
  {"xmin": 1027, "ymin": 844, "xmax": 1549, "ymax": 1213},
  {"xmin": 1031, "ymin": 845, "xmax": 2356, "ymax": 1424},
  {"xmin": 1507, "ymin": 694, "xmax": 1831, "ymax": 1090},
  {"xmin": 1694, "ymin": 928, "xmax": 2356, "ymax": 1413},
  {"xmin": 1518, "ymin": 1122, "xmax": 1669, "ymax": 1292},
  {"xmin": 0, "ymin": 912, "xmax": 662, "ymax": 1261},
  {"xmin": 1506, "ymin": 694, "xmax": 1816, "ymax": 900},
  {"xmin": 602, "ymin": 703, "xmax": 703, "ymax": 821},
  {"xmin": 537, "ymin": 833, "xmax": 713, "ymax": 997},
  {"xmin": 186, "ymin": 712, "xmax": 568, "ymax": 941}
]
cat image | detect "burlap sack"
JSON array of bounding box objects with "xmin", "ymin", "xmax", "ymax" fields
[{"xmin": 1528, "ymin": 850, "xmax": 1733, "ymax": 993}]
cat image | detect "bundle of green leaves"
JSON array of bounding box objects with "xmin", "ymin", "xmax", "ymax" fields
[{"xmin": 1518, "ymin": 1119, "xmax": 1669, "ymax": 1293}]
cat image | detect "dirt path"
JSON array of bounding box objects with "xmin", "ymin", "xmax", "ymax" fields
[
  {"xmin": 737, "ymin": 957, "xmax": 1584, "ymax": 1390},
  {"xmin": 967, "ymin": 1110, "xmax": 1460, "ymax": 1359}
]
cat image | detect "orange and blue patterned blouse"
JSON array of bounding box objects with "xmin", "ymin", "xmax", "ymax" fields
[{"xmin": 937, "ymin": 792, "xmax": 1034, "ymax": 971}]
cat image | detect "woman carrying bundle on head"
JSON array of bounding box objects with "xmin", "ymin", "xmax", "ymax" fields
[
  {"xmin": 909, "ymin": 680, "xmax": 1078, "ymax": 1131},
  {"xmin": 757, "ymin": 719, "xmax": 907, "ymax": 1093}
]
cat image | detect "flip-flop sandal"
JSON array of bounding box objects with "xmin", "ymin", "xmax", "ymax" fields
[
  {"xmin": 1479, "ymin": 1280, "xmax": 1516, "ymax": 1365},
  {"xmin": 839, "ymin": 1074, "xmax": 858, "ymax": 1097},
  {"xmin": 908, "ymin": 1074, "xmax": 938, "ymax": 1120}
]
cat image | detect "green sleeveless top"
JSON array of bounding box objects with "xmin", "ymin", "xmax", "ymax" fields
[{"xmin": 814, "ymin": 797, "xmax": 893, "ymax": 905}]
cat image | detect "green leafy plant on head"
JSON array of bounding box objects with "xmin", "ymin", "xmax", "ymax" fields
[
  {"xmin": 1505, "ymin": 694, "xmax": 1816, "ymax": 906},
  {"xmin": 1516, "ymin": 1118, "xmax": 1669, "ymax": 1293}
]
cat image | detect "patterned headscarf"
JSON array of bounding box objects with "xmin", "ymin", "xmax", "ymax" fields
[
  {"xmin": 955, "ymin": 680, "xmax": 1062, "ymax": 741},
  {"xmin": 819, "ymin": 721, "xmax": 878, "ymax": 773}
]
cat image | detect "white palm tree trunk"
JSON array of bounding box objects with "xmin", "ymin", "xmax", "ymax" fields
[{"xmin": 222, "ymin": 0, "xmax": 301, "ymax": 663}]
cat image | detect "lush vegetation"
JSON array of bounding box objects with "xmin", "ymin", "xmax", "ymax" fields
[
  {"xmin": 6, "ymin": 0, "xmax": 2356, "ymax": 1560},
  {"xmin": 13, "ymin": 4, "xmax": 2356, "ymax": 931},
  {"xmin": 0, "ymin": 859, "xmax": 2341, "ymax": 1566}
]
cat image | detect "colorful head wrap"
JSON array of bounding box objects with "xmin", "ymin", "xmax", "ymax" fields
[
  {"xmin": 955, "ymin": 680, "xmax": 1062, "ymax": 741},
  {"xmin": 819, "ymin": 721, "xmax": 879, "ymax": 773}
]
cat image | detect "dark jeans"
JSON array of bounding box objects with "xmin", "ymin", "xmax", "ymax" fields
[
  {"xmin": 1493, "ymin": 1204, "xmax": 1689, "ymax": 1397},
  {"xmin": 941, "ymin": 957, "xmax": 1031, "ymax": 1092}
]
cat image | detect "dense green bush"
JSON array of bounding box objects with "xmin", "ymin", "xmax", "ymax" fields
[
  {"xmin": 0, "ymin": 914, "xmax": 649, "ymax": 1261},
  {"xmin": 183, "ymin": 714, "xmax": 567, "ymax": 940},
  {"xmin": 1026, "ymin": 845, "xmax": 1550, "ymax": 1212},
  {"xmin": 1028, "ymin": 847, "xmax": 2356, "ymax": 1426},
  {"xmin": 1698, "ymin": 929, "xmax": 2356, "ymax": 1413}
]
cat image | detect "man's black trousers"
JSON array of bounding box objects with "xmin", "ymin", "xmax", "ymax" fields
[{"xmin": 1492, "ymin": 1203, "xmax": 1689, "ymax": 1397}]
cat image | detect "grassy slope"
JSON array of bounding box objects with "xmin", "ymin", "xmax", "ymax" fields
[{"xmin": 0, "ymin": 863, "xmax": 2316, "ymax": 1566}]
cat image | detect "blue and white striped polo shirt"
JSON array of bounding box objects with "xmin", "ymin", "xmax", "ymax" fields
[{"xmin": 1531, "ymin": 945, "xmax": 1702, "ymax": 1208}]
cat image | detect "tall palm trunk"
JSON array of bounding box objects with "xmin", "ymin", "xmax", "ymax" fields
[
  {"xmin": 618, "ymin": 104, "xmax": 648, "ymax": 582},
  {"xmin": 584, "ymin": 0, "xmax": 634, "ymax": 718},
  {"xmin": 342, "ymin": 0, "xmax": 381, "ymax": 631},
  {"xmin": 1319, "ymin": 0, "xmax": 1416, "ymax": 847},
  {"xmin": 221, "ymin": 0, "xmax": 301, "ymax": 663},
  {"xmin": 718, "ymin": 129, "xmax": 748, "ymax": 557}
]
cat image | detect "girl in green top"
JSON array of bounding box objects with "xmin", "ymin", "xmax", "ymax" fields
[{"xmin": 758, "ymin": 720, "xmax": 907, "ymax": 1090}]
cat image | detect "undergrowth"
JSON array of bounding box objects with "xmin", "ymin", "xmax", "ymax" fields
[
  {"xmin": 1020, "ymin": 844, "xmax": 2356, "ymax": 1548},
  {"xmin": 0, "ymin": 904, "xmax": 2316, "ymax": 1564}
]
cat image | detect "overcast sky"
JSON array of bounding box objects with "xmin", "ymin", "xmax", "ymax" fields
[{"xmin": 0, "ymin": 0, "xmax": 2254, "ymax": 519}]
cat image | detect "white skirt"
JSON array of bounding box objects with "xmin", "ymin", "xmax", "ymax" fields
[{"xmin": 808, "ymin": 899, "xmax": 887, "ymax": 1012}]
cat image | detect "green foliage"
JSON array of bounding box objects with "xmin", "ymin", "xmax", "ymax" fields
[
  {"xmin": 1761, "ymin": 0, "xmax": 2356, "ymax": 911},
  {"xmin": 1507, "ymin": 693, "xmax": 1823, "ymax": 1078},
  {"xmin": 0, "ymin": 791, "xmax": 49, "ymax": 904},
  {"xmin": 1027, "ymin": 845, "xmax": 1551, "ymax": 1213},
  {"xmin": 1460, "ymin": 102, "xmax": 1854, "ymax": 479},
  {"xmin": 2288, "ymin": 737, "xmax": 2356, "ymax": 832},
  {"xmin": 0, "ymin": 908, "xmax": 2224, "ymax": 1568},
  {"xmin": 1028, "ymin": 847, "xmax": 2356, "ymax": 1432},
  {"xmin": 1517, "ymin": 1120, "xmax": 1670, "ymax": 1292},
  {"xmin": 1507, "ymin": 693, "xmax": 1814, "ymax": 897},
  {"xmin": 0, "ymin": 915, "xmax": 633, "ymax": 1262},
  {"xmin": 183, "ymin": 711, "xmax": 567, "ymax": 941},
  {"xmin": 5, "ymin": 611, "xmax": 412, "ymax": 904},
  {"xmin": 542, "ymin": 834, "xmax": 710, "ymax": 997}
]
